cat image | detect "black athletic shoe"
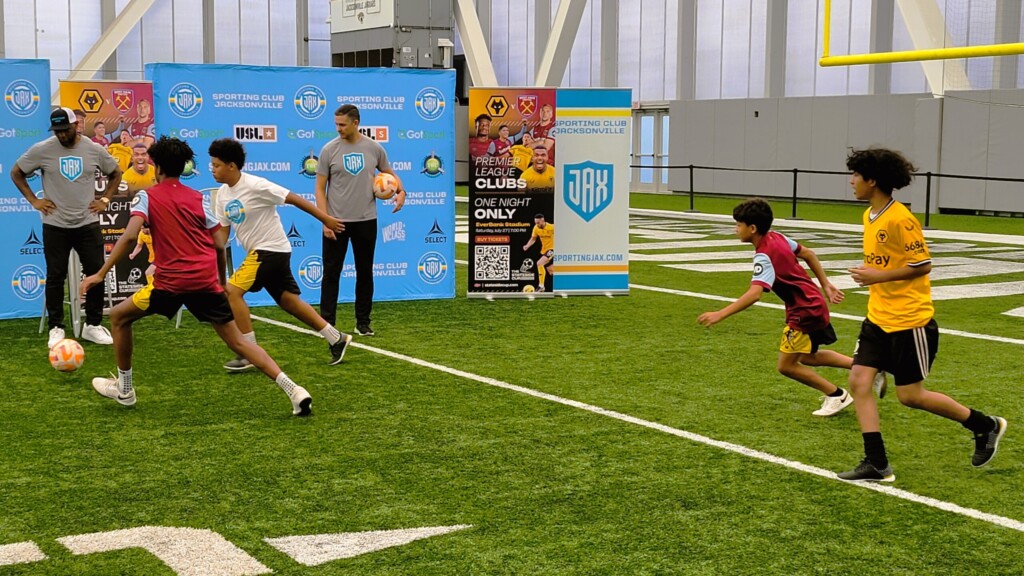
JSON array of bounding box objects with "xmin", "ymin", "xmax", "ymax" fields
[
  {"xmin": 837, "ymin": 458, "xmax": 895, "ymax": 482},
  {"xmin": 355, "ymin": 323, "xmax": 375, "ymax": 336},
  {"xmin": 972, "ymin": 416, "xmax": 1007, "ymax": 468},
  {"xmin": 329, "ymin": 333, "xmax": 353, "ymax": 365}
]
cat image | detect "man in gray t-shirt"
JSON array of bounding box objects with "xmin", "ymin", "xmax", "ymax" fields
[
  {"xmin": 11, "ymin": 107, "xmax": 123, "ymax": 348},
  {"xmin": 315, "ymin": 104, "xmax": 405, "ymax": 336}
]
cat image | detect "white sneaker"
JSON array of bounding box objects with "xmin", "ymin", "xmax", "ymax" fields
[
  {"xmin": 812, "ymin": 390, "xmax": 853, "ymax": 416},
  {"xmin": 289, "ymin": 385, "xmax": 312, "ymax": 417},
  {"xmin": 47, "ymin": 326, "xmax": 65, "ymax": 349},
  {"xmin": 872, "ymin": 371, "xmax": 888, "ymax": 399},
  {"xmin": 92, "ymin": 376, "xmax": 136, "ymax": 406},
  {"xmin": 82, "ymin": 324, "xmax": 113, "ymax": 345}
]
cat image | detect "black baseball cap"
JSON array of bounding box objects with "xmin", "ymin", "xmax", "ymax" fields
[{"xmin": 48, "ymin": 107, "xmax": 78, "ymax": 131}]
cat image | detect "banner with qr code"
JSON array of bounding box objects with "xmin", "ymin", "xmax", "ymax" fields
[
  {"xmin": 552, "ymin": 89, "xmax": 631, "ymax": 294},
  {"xmin": 468, "ymin": 88, "xmax": 556, "ymax": 297}
]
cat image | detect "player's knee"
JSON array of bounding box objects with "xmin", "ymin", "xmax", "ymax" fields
[{"xmin": 896, "ymin": 387, "xmax": 925, "ymax": 409}]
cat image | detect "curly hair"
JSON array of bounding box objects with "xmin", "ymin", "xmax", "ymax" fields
[
  {"xmin": 733, "ymin": 198, "xmax": 774, "ymax": 234},
  {"xmin": 846, "ymin": 147, "xmax": 917, "ymax": 194},
  {"xmin": 146, "ymin": 136, "xmax": 195, "ymax": 178},
  {"xmin": 208, "ymin": 138, "xmax": 246, "ymax": 169}
]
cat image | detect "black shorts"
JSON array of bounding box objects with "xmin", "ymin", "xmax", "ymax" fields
[
  {"xmin": 228, "ymin": 250, "xmax": 301, "ymax": 303},
  {"xmin": 543, "ymin": 250, "xmax": 554, "ymax": 259},
  {"xmin": 131, "ymin": 284, "xmax": 234, "ymax": 325},
  {"xmin": 853, "ymin": 318, "xmax": 939, "ymax": 386}
]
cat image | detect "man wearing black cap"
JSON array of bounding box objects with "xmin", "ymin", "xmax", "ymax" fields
[{"xmin": 10, "ymin": 107, "xmax": 123, "ymax": 348}]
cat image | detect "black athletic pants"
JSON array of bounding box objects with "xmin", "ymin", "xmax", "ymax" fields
[
  {"xmin": 320, "ymin": 218, "xmax": 377, "ymax": 327},
  {"xmin": 43, "ymin": 222, "xmax": 105, "ymax": 329}
]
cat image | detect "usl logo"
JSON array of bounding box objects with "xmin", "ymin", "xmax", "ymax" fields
[
  {"xmin": 563, "ymin": 161, "xmax": 613, "ymax": 222},
  {"xmin": 297, "ymin": 255, "xmax": 324, "ymax": 289},
  {"xmin": 4, "ymin": 79, "xmax": 40, "ymax": 117},
  {"xmin": 294, "ymin": 85, "xmax": 327, "ymax": 120},
  {"xmin": 343, "ymin": 153, "xmax": 364, "ymax": 176},
  {"xmin": 168, "ymin": 82, "xmax": 203, "ymax": 118},
  {"xmin": 59, "ymin": 156, "xmax": 84, "ymax": 182},
  {"xmin": 414, "ymin": 87, "xmax": 445, "ymax": 121},
  {"xmin": 358, "ymin": 126, "xmax": 389, "ymax": 142},
  {"xmin": 11, "ymin": 264, "xmax": 45, "ymax": 300},
  {"xmin": 234, "ymin": 125, "xmax": 277, "ymax": 142},
  {"xmin": 417, "ymin": 252, "xmax": 448, "ymax": 284}
]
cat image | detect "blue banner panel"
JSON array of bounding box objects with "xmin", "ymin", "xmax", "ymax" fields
[
  {"xmin": 0, "ymin": 60, "xmax": 51, "ymax": 319},
  {"xmin": 147, "ymin": 63, "xmax": 456, "ymax": 307}
]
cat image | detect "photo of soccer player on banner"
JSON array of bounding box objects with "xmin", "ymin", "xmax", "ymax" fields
[
  {"xmin": 468, "ymin": 88, "xmax": 556, "ymax": 297},
  {"xmin": 60, "ymin": 80, "xmax": 157, "ymax": 304}
]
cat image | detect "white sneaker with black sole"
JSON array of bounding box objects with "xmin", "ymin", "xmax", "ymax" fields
[
  {"xmin": 223, "ymin": 356, "xmax": 256, "ymax": 372},
  {"xmin": 47, "ymin": 326, "xmax": 65, "ymax": 349},
  {"xmin": 92, "ymin": 376, "xmax": 136, "ymax": 406},
  {"xmin": 289, "ymin": 386, "xmax": 313, "ymax": 416},
  {"xmin": 812, "ymin": 390, "xmax": 854, "ymax": 416}
]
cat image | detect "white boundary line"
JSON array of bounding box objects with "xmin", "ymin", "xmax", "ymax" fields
[{"xmin": 251, "ymin": 313, "xmax": 1024, "ymax": 534}]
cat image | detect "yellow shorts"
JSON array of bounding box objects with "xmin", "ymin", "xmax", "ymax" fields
[{"xmin": 779, "ymin": 325, "xmax": 812, "ymax": 355}]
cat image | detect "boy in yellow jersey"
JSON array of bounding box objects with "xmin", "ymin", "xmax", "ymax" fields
[
  {"xmin": 523, "ymin": 213, "xmax": 554, "ymax": 292},
  {"xmin": 508, "ymin": 132, "xmax": 536, "ymax": 176},
  {"xmin": 128, "ymin": 225, "xmax": 156, "ymax": 284},
  {"xmin": 837, "ymin": 148, "xmax": 1006, "ymax": 482}
]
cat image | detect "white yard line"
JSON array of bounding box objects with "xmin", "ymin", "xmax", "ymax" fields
[{"xmin": 251, "ymin": 313, "xmax": 1024, "ymax": 535}]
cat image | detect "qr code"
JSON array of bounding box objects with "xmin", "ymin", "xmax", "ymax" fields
[{"xmin": 474, "ymin": 245, "xmax": 510, "ymax": 281}]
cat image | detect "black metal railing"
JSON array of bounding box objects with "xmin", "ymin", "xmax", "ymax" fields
[{"xmin": 631, "ymin": 164, "xmax": 1024, "ymax": 228}]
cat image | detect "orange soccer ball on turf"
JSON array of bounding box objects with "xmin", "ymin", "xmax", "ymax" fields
[
  {"xmin": 49, "ymin": 338, "xmax": 85, "ymax": 372},
  {"xmin": 373, "ymin": 172, "xmax": 399, "ymax": 200}
]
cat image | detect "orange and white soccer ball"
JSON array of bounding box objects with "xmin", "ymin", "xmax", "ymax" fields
[
  {"xmin": 373, "ymin": 172, "xmax": 399, "ymax": 200},
  {"xmin": 49, "ymin": 338, "xmax": 85, "ymax": 372}
]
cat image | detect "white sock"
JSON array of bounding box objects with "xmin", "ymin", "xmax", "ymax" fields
[
  {"xmin": 319, "ymin": 324, "xmax": 342, "ymax": 345},
  {"xmin": 118, "ymin": 368, "xmax": 133, "ymax": 395},
  {"xmin": 242, "ymin": 331, "xmax": 257, "ymax": 344},
  {"xmin": 275, "ymin": 372, "xmax": 297, "ymax": 395}
]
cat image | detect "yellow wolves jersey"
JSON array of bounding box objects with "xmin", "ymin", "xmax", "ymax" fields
[
  {"xmin": 509, "ymin": 144, "xmax": 534, "ymax": 171},
  {"xmin": 521, "ymin": 165, "xmax": 555, "ymax": 190},
  {"xmin": 862, "ymin": 199, "xmax": 933, "ymax": 331},
  {"xmin": 532, "ymin": 223, "xmax": 555, "ymax": 254}
]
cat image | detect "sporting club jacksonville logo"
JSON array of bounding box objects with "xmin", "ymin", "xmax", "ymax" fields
[
  {"xmin": 4, "ymin": 79, "xmax": 40, "ymax": 117},
  {"xmin": 294, "ymin": 85, "xmax": 327, "ymax": 120},
  {"xmin": 414, "ymin": 87, "xmax": 445, "ymax": 121},
  {"xmin": 168, "ymin": 82, "xmax": 203, "ymax": 118},
  {"xmin": 297, "ymin": 255, "xmax": 324, "ymax": 289}
]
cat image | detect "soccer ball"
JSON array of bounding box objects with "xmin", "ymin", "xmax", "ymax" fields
[
  {"xmin": 49, "ymin": 338, "xmax": 85, "ymax": 372},
  {"xmin": 373, "ymin": 172, "xmax": 399, "ymax": 200},
  {"xmin": 522, "ymin": 285, "xmax": 536, "ymax": 293}
]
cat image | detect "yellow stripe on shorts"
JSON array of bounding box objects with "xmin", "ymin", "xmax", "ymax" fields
[
  {"xmin": 228, "ymin": 251, "xmax": 262, "ymax": 292},
  {"xmin": 131, "ymin": 283, "xmax": 154, "ymax": 311}
]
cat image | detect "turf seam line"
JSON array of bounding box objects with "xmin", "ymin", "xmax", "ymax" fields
[{"xmin": 250, "ymin": 313, "xmax": 1024, "ymax": 535}]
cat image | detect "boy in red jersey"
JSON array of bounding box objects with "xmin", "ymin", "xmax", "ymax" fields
[
  {"xmin": 698, "ymin": 198, "xmax": 885, "ymax": 417},
  {"xmin": 80, "ymin": 136, "xmax": 314, "ymax": 416},
  {"xmin": 837, "ymin": 148, "xmax": 1005, "ymax": 482}
]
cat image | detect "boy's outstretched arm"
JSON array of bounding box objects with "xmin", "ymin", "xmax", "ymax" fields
[
  {"xmin": 697, "ymin": 285, "xmax": 763, "ymax": 327},
  {"xmin": 798, "ymin": 246, "xmax": 844, "ymax": 304}
]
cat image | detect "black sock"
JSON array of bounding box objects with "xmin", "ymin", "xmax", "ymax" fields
[
  {"xmin": 828, "ymin": 387, "xmax": 846, "ymax": 398},
  {"xmin": 863, "ymin": 432, "xmax": 888, "ymax": 469},
  {"xmin": 962, "ymin": 409, "xmax": 995, "ymax": 434}
]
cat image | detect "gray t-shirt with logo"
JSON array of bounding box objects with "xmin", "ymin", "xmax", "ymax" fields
[
  {"xmin": 17, "ymin": 136, "xmax": 118, "ymax": 227},
  {"xmin": 317, "ymin": 135, "xmax": 391, "ymax": 222}
]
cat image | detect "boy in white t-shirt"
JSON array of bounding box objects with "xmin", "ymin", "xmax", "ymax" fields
[{"xmin": 209, "ymin": 138, "xmax": 353, "ymax": 371}]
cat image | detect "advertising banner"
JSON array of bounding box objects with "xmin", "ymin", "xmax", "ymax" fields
[
  {"xmin": 0, "ymin": 59, "xmax": 50, "ymax": 320},
  {"xmin": 148, "ymin": 63, "xmax": 455, "ymax": 307},
  {"xmin": 467, "ymin": 87, "xmax": 556, "ymax": 297},
  {"xmin": 60, "ymin": 80, "xmax": 157, "ymax": 304},
  {"xmin": 552, "ymin": 89, "xmax": 631, "ymax": 294}
]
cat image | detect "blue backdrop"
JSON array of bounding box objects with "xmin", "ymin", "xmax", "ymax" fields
[
  {"xmin": 0, "ymin": 59, "xmax": 51, "ymax": 320},
  {"xmin": 147, "ymin": 63, "xmax": 456, "ymax": 308}
]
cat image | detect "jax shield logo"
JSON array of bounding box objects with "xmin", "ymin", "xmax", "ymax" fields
[
  {"xmin": 59, "ymin": 156, "xmax": 84, "ymax": 182},
  {"xmin": 11, "ymin": 264, "xmax": 45, "ymax": 300},
  {"xmin": 343, "ymin": 153, "xmax": 364, "ymax": 176},
  {"xmin": 294, "ymin": 85, "xmax": 327, "ymax": 120},
  {"xmin": 297, "ymin": 255, "xmax": 324, "ymax": 290},
  {"xmin": 224, "ymin": 199, "xmax": 246, "ymax": 224},
  {"xmin": 417, "ymin": 252, "xmax": 448, "ymax": 284},
  {"xmin": 414, "ymin": 87, "xmax": 445, "ymax": 121},
  {"xmin": 5, "ymin": 80, "xmax": 41, "ymax": 117},
  {"xmin": 112, "ymin": 89, "xmax": 135, "ymax": 113},
  {"xmin": 168, "ymin": 82, "xmax": 203, "ymax": 118},
  {"xmin": 563, "ymin": 161, "xmax": 613, "ymax": 222}
]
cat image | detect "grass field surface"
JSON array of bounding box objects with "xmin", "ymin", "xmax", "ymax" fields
[{"xmin": 1, "ymin": 196, "xmax": 1022, "ymax": 574}]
